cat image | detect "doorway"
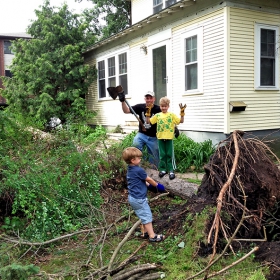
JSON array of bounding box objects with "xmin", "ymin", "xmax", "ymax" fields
[{"xmin": 151, "ymin": 41, "xmax": 169, "ymax": 104}]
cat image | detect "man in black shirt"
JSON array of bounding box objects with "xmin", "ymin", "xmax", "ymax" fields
[{"xmin": 120, "ymin": 91, "xmax": 161, "ymax": 168}]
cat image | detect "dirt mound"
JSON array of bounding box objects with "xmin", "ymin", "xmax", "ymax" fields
[{"xmin": 195, "ymin": 130, "xmax": 280, "ymax": 278}]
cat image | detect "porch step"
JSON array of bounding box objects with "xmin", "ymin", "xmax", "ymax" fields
[
  {"xmin": 121, "ymin": 125, "xmax": 138, "ymax": 134},
  {"xmin": 106, "ymin": 133, "xmax": 127, "ymax": 141}
]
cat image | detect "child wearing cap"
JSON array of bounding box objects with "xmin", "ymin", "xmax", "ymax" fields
[{"xmin": 145, "ymin": 97, "xmax": 186, "ymax": 180}]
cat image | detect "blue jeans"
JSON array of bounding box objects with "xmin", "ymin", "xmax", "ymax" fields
[{"xmin": 133, "ymin": 132, "xmax": 159, "ymax": 167}]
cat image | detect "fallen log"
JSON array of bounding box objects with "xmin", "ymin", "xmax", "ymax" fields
[{"xmin": 145, "ymin": 168, "xmax": 200, "ymax": 199}]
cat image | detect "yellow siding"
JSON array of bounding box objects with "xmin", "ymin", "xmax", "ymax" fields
[
  {"xmin": 172, "ymin": 9, "xmax": 226, "ymax": 132},
  {"xmin": 229, "ymin": 7, "xmax": 280, "ymax": 132}
]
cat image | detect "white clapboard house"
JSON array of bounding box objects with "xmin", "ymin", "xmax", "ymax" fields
[{"xmin": 83, "ymin": 0, "xmax": 280, "ymax": 144}]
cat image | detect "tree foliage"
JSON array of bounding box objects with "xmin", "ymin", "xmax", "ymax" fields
[
  {"xmin": 83, "ymin": 0, "xmax": 131, "ymax": 39},
  {"xmin": 1, "ymin": 0, "xmax": 97, "ymax": 124}
]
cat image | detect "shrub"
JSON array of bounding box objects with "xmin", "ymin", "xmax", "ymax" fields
[{"xmin": 174, "ymin": 133, "xmax": 215, "ymax": 172}]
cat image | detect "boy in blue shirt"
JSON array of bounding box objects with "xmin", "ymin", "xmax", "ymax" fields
[{"xmin": 122, "ymin": 147, "xmax": 165, "ymax": 242}]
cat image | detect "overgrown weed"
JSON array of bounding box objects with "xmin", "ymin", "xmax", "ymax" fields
[{"xmin": 0, "ymin": 114, "xmax": 269, "ymax": 279}]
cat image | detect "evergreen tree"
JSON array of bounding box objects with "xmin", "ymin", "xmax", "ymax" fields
[{"xmin": 1, "ymin": 0, "xmax": 97, "ymax": 123}]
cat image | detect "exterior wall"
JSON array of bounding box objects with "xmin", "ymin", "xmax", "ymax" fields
[
  {"xmin": 131, "ymin": 0, "xmax": 152, "ymax": 25},
  {"xmin": 228, "ymin": 7, "xmax": 280, "ymax": 132},
  {"xmin": 86, "ymin": 7, "xmax": 227, "ymax": 134},
  {"xmin": 85, "ymin": 0, "xmax": 280, "ymax": 144},
  {"xmin": 172, "ymin": 9, "xmax": 226, "ymax": 134}
]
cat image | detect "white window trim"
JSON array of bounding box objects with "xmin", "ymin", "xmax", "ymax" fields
[
  {"xmin": 181, "ymin": 27, "xmax": 203, "ymax": 96},
  {"xmin": 97, "ymin": 47, "xmax": 129, "ymax": 100},
  {"xmin": 255, "ymin": 23, "xmax": 279, "ymax": 91}
]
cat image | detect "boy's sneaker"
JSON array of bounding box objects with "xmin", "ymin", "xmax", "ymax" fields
[
  {"xmin": 169, "ymin": 172, "xmax": 175, "ymax": 180},
  {"xmin": 159, "ymin": 171, "xmax": 167, "ymax": 178}
]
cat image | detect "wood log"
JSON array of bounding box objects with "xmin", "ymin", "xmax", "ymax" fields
[{"xmin": 145, "ymin": 168, "xmax": 200, "ymax": 199}]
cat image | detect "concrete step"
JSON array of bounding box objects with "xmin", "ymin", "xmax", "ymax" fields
[
  {"xmin": 107, "ymin": 133, "xmax": 127, "ymax": 141},
  {"xmin": 121, "ymin": 125, "xmax": 138, "ymax": 134}
]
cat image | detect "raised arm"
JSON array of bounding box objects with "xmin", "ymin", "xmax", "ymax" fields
[{"xmin": 179, "ymin": 103, "xmax": 187, "ymax": 123}]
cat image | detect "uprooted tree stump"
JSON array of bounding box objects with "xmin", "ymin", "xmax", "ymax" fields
[
  {"xmin": 199, "ymin": 130, "xmax": 280, "ymax": 241},
  {"xmin": 192, "ymin": 130, "xmax": 280, "ymax": 279}
]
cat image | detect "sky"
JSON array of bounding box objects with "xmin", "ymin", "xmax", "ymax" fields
[{"xmin": 0, "ymin": 0, "xmax": 93, "ymax": 34}]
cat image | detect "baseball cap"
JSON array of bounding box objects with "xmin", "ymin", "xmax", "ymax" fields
[{"xmin": 144, "ymin": 91, "xmax": 155, "ymax": 97}]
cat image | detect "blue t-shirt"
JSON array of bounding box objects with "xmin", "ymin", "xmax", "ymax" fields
[{"xmin": 127, "ymin": 165, "xmax": 147, "ymax": 199}]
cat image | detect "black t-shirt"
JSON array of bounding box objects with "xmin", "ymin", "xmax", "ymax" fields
[{"xmin": 131, "ymin": 103, "xmax": 161, "ymax": 137}]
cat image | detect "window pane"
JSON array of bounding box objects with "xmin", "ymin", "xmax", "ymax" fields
[
  {"xmin": 108, "ymin": 57, "xmax": 115, "ymax": 77},
  {"xmin": 119, "ymin": 53, "xmax": 127, "ymax": 74},
  {"xmin": 119, "ymin": 53, "xmax": 128, "ymax": 95},
  {"xmin": 98, "ymin": 60, "xmax": 106, "ymax": 98},
  {"xmin": 108, "ymin": 77, "xmax": 116, "ymax": 87},
  {"xmin": 261, "ymin": 58, "xmax": 275, "ymax": 86},
  {"xmin": 154, "ymin": 0, "xmax": 162, "ymax": 5},
  {"xmin": 119, "ymin": 74, "xmax": 127, "ymax": 94},
  {"xmin": 5, "ymin": 70, "xmax": 12, "ymax": 78},
  {"xmin": 185, "ymin": 36, "xmax": 197, "ymax": 63},
  {"xmin": 260, "ymin": 28, "xmax": 275, "ymax": 86},
  {"xmin": 261, "ymin": 29, "xmax": 275, "ymax": 57},
  {"xmin": 185, "ymin": 64, "xmax": 198, "ymax": 90},
  {"xmin": 153, "ymin": 2, "xmax": 163, "ymax": 13},
  {"xmin": 166, "ymin": 0, "xmax": 176, "ymax": 7},
  {"xmin": 98, "ymin": 61, "xmax": 105, "ymax": 79},
  {"xmin": 4, "ymin": 41, "xmax": 13, "ymax": 54},
  {"xmin": 99, "ymin": 80, "xmax": 106, "ymax": 98}
]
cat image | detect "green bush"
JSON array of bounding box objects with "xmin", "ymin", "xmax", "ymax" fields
[
  {"xmin": 0, "ymin": 113, "xmax": 105, "ymax": 241},
  {"xmin": 0, "ymin": 264, "xmax": 39, "ymax": 280},
  {"xmin": 174, "ymin": 133, "xmax": 215, "ymax": 172}
]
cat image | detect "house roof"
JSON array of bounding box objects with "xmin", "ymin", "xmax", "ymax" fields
[
  {"xmin": 84, "ymin": 0, "xmax": 196, "ymax": 53},
  {"xmin": 0, "ymin": 32, "xmax": 32, "ymax": 39}
]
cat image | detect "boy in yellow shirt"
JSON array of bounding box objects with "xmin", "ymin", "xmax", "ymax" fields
[{"xmin": 146, "ymin": 97, "xmax": 186, "ymax": 180}]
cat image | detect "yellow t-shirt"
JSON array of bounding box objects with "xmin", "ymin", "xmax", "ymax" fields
[{"xmin": 150, "ymin": 112, "xmax": 180, "ymax": 139}]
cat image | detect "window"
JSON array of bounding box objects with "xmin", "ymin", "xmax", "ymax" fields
[
  {"xmin": 255, "ymin": 24, "xmax": 279, "ymax": 89},
  {"xmin": 108, "ymin": 57, "xmax": 116, "ymax": 87},
  {"xmin": 182, "ymin": 27, "xmax": 203, "ymax": 94},
  {"xmin": 118, "ymin": 53, "xmax": 127, "ymax": 94},
  {"xmin": 153, "ymin": 0, "xmax": 177, "ymax": 13},
  {"xmin": 98, "ymin": 60, "xmax": 106, "ymax": 98},
  {"xmin": 185, "ymin": 36, "xmax": 197, "ymax": 90},
  {"xmin": 5, "ymin": 70, "xmax": 12, "ymax": 78},
  {"xmin": 97, "ymin": 51, "xmax": 128, "ymax": 99},
  {"xmin": 153, "ymin": 0, "xmax": 163, "ymax": 13},
  {"xmin": 4, "ymin": 41, "xmax": 13, "ymax": 54}
]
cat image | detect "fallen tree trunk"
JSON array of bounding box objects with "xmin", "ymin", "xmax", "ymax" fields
[{"xmin": 145, "ymin": 168, "xmax": 199, "ymax": 199}]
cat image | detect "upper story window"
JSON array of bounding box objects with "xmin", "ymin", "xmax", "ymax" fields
[
  {"xmin": 255, "ymin": 24, "xmax": 279, "ymax": 90},
  {"xmin": 182, "ymin": 27, "xmax": 203, "ymax": 94},
  {"xmin": 97, "ymin": 51, "xmax": 128, "ymax": 99},
  {"xmin": 153, "ymin": 0, "xmax": 177, "ymax": 14},
  {"xmin": 4, "ymin": 41, "xmax": 13, "ymax": 54}
]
